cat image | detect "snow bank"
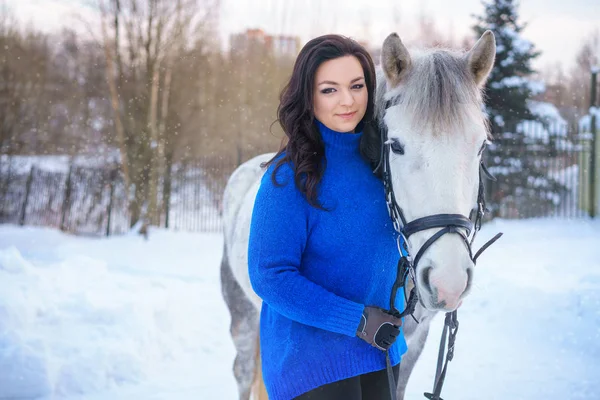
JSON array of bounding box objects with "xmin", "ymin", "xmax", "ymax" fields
[
  {"xmin": 0, "ymin": 219, "xmax": 599, "ymax": 399},
  {"xmin": 0, "ymin": 225, "xmax": 234, "ymax": 399}
]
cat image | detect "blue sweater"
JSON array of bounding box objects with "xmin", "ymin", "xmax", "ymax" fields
[{"xmin": 248, "ymin": 121, "xmax": 408, "ymax": 400}]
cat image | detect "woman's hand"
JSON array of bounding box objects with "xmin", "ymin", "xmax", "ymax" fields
[{"xmin": 356, "ymin": 306, "xmax": 402, "ymax": 351}]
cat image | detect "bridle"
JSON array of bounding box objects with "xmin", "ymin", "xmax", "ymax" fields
[{"xmin": 375, "ymin": 94, "xmax": 503, "ymax": 400}]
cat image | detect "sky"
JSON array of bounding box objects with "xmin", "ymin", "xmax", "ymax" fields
[{"xmin": 4, "ymin": 0, "xmax": 600, "ymax": 72}]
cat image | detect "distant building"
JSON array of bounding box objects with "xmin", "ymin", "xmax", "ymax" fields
[
  {"xmin": 230, "ymin": 29, "xmax": 300, "ymax": 58},
  {"xmin": 271, "ymin": 34, "xmax": 301, "ymax": 58}
]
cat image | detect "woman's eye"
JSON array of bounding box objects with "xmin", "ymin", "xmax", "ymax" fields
[
  {"xmin": 352, "ymin": 84, "xmax": 364, "ymax": 90},
  {"xmin": 320, "ymin": 88, "xmax": 335, "ymax": 94}
]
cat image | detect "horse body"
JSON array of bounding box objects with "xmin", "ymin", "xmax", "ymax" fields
[
  {"xmin": 221, "ymin": 31, "xmax": 496, "ymax": 399},
  {"xmin": 220, "ymin": 153, "xmax": 273, "ymax": 400},
  {"xmin": 223, "ymin": 153, "xmax": 275, "ymax": 310}
]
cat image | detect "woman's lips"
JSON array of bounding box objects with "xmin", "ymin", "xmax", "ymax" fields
[{"xmin": 337, "ymin": 111, "xmax": 357, "ymax": 120}]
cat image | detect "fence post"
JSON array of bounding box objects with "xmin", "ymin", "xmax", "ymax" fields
[
  {"xmin": 163, "ymin": 152, "xmax": 173, "ymax": 229},
  {"xmin": 106, "ymin": 167, "xmax": 118, "ymax": 237},
  {"xmin": 60, "ymin": 164, "xmax": 74, "ymax": 231},
  {"xmin": 0, "ymin": 156, "xmax": 11, "ymax": 218},
  {"xmin": 19, "ymin": 165, "xmax": 35, "ymax": 226},
  {"xmin": 589, "ymin": 68, "xmax": 598, "ymax": 218}
]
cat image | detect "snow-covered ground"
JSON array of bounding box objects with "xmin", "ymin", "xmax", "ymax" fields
[{"xmin": 1, "ymin": 218, "xmax": 599, "ymax": 399}]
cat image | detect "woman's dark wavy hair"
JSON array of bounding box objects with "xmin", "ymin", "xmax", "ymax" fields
[{"xmin": 262, "ymin": 34, "xmax": 376, "ymax": 209}]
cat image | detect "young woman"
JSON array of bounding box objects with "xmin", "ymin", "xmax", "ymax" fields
[{"xmin": 248, "ymin": 34, "xmax": 407, "ymax": 400}]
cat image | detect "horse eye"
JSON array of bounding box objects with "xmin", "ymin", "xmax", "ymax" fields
[{"xmin": 390, "ymin": 139, "xmax": 404, "ymax": 155}]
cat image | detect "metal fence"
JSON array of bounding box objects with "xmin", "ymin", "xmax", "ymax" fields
[
  {"xmin": 485, "ymin": 121, "xmax": 594, "ymax": 219},
  {"xmin": 0, "ymin": 163, "xmax": 131, "ymax": 236},
  {"xmin": 166, "ymin": 158, "xmax": 237, "ymax": 232},
  {"xmin": 0, "ymin": 121, "xmax": 596, "ymax": 236},
  {"xmin": 0, "ymin": 156, "xmax": 236, "ymax": 235}
]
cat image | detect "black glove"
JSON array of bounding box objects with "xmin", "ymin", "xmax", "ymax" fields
[{"xmin": 356, "ymin": 306, "xmax": 402, "ymax": 351}]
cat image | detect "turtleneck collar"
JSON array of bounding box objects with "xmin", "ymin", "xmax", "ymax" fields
[{"xmin": 316, "ymin": 120, "xmax": 363, "ymax": 155}]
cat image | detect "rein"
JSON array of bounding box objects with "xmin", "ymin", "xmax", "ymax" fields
[{"xmin": 376, "ymin": 95, "xmax": 503, "ymax": 400}]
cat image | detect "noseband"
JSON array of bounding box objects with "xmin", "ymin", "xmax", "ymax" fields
[{"xmin": 376, "ymin": 94, "xmax": 503, "ymax": 400}]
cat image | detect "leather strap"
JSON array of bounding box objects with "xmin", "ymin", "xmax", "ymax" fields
[
  {"xmin": 403, "ymin": 214, "xmax": 473, "ymax": 238},
  {"xmin": 424, "ymin": 311, "xmax": 458, "ymax": 400},
  {"xmin": 386, "ymin": 351, "xmax": 398, "ymax": 400}
]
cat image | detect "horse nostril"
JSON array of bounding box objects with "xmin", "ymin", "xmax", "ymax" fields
[{"xmin": 420, "ymin": 266, "xmax": 433, "ymax": 294}]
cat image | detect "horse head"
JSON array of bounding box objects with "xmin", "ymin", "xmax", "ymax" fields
[{"xmin": 362, "ymin": 31, "xmax": 496, "ymax": 312}]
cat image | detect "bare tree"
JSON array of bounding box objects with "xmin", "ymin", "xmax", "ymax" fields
[
  {"xmin": 1, "ymin": 5, "xmax": 111, "ymax": 161},
  {"xmin": 48, "ymin": 29, "xmax": 111, "ymax": 155},
  {"xmin": 2, "ymin": 0, "xmax": 293, "ymax": 232},
  {"xmin": 537, "ymin": 30, "xmax": 600, "ymax": 123},
  {"xmin": 0, "ymin": 8, "xmax": 53, "ymax": 155},
  {"xmin": 95, "ymin": 0, "xmax": 220, "ymax": 228},
  {"xmin": 569, "ymin": 29, "xmax": 599, "ymax": 115}
]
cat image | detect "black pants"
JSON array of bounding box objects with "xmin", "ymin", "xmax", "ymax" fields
[{"xmin": 294, "ymin": 364, "xmax": 400, "ymax": 400}]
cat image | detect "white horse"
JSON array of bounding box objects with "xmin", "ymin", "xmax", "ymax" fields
[{"xmin": 220, "ymin": 31, "xmax": 496, "ymax": 400}]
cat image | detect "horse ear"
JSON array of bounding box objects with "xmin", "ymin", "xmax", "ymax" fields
[
  {"xmin": 466, "ymin": 30, "xmax": 496, "ymax": 87},
  {"xmin": 360, "ymin": 121, "xmax": 383, "ymax": 178},
  {"xmin": 381, "ymin": 33, "xmax": 411, "ymax": 87}
]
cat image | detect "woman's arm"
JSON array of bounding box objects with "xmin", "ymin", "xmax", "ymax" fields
[{"xmin": 248, "ymin": 165, "xmax": 364, "ymax": 337}]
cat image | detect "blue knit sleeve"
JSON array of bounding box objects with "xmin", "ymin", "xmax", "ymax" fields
[{"xmin": 248, "ymin": 162, "xmax": 365, "ymax": 337}]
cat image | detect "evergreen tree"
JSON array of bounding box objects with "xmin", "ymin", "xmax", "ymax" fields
[{"xmin": 473, "ymin": 0, "xmax": 566, "ymax": 218}]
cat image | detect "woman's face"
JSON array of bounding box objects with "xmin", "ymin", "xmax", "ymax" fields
[{"xmin": 312, "ymin": 55, "xmax": 368, "ymax": 133}]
